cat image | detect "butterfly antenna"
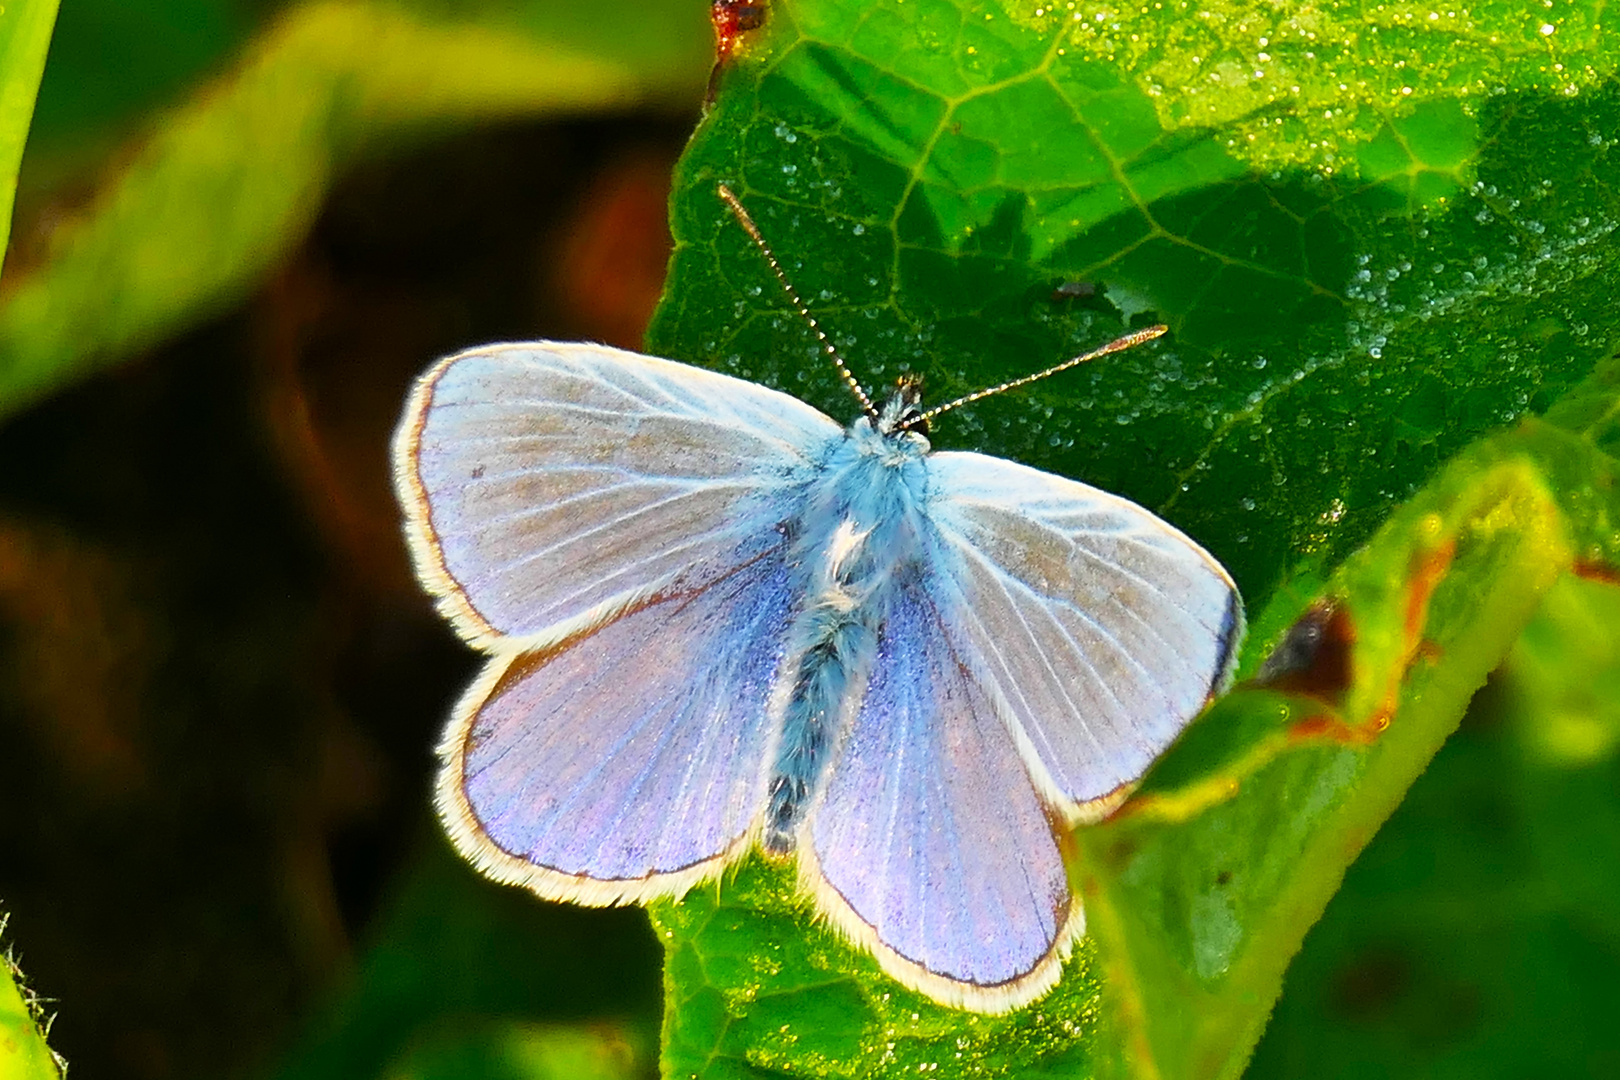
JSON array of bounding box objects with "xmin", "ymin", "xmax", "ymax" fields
[
  {"xmin": 913, "ymin": 324, "xmax": 1169, "ymax": 427},
  {"xmin": 718, "ymin": 183, "xmax": 878, "ymax": 419}
]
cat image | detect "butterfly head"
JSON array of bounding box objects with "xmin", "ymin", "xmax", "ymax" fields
[{"xmin": 875, "ymin": 374, "xmax": 930, "ymax": 439}]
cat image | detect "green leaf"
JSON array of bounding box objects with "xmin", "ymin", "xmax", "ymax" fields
[
  {"xmin": 0, "ymin": 0, "xmax": 709, "ymax": 421},
  {"xmin": 648, "ymin": 0, "xmax": 1620, "ymax": 607},
  {"xmin": 649, "ymin": 364, "xmax": 1620, "ymax": 1080},
  {"xmin": 644, "ymin": 1, "xmax": 1620, "ymax": 1076},
  {"xmin": 1237, "ymin": 354, "xmax": 1620, "ymax": 1078},
  {"xmin": 1079, "ymin": 348, "xmax": 1620, "ymax": 1078},
  {"xmin": 1247, "ymin": 572, "xmax": 1620, "ymax": 1078},
  {"xmin": 652, "ymin": 860, "xmax": 1113, "ymax": 1079},
  {"xmin": 0, "ymin": 0, "xmax": 59, "ymax": 276},
  {"xmin": 0, "ymin": 917, "xmax": 61, "ymax": 1080},
  {"xmin": 1074, "ymin": 429, "xmax": 1581, "ymax": 1079}
]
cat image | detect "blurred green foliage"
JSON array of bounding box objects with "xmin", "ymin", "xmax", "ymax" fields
[
  {"xmin": 0, "ymin": 1, "xmax": 1616, "ymax": 1079},
  {"xmin": 268, "ymin": 836, "xmax": 660, "ymax": 1080},
  {"xmin": 24, "ymin": 0, "xmax": 251, "ymax": 170},
  {"xmin": 0, "ymin": 0, "xmax": 709, "ymax": 420}
]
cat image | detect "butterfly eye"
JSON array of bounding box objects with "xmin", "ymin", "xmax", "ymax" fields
[{"xmin": 876, "ymin": 374, "xmax": 930, "ymax": 435}]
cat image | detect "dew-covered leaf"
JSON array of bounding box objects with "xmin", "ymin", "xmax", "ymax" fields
[{"xmin": 644, "ymin": 1, "xmax": 1620, "ymax": 1076}]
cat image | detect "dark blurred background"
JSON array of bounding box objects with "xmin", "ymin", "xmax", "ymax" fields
[{"xmin": 0, "ymin": 1, "xmax": 711, "ymax": 1075}]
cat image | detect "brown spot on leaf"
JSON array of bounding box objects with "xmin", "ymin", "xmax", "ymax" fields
[
  {"xmin": 1288, "ymin": 712, "xmax": 1387, "ymax": 746},
  {"xmin": 1368, "ymin": 537, "xmax": 1458, "ymax": 732},
  {"xmin": 1254, "ymin": 599, "xmax": 1356, "ymax": 705},
  {"xmin": 706, "ymin": 1, "xmax": 767, "ymax": 103},
  {"xmin": 1404, "ymin": 539, "xmax": 1456, "ymax": 644},
  {"xmin": 1051, "ymin": 280, "xmax": 1098, "ymax": 301},
  {"xmin": 1573, "ymin": 557, "xmax": 1620, "ymax": 586}
]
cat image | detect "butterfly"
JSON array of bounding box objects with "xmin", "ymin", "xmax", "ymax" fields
[{"xmin": 391, "ymin": 186, "xmax": 1244, "ymax": 1013}]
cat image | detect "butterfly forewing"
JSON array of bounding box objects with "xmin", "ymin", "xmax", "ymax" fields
[
  {"xmin": 394, "ymin": 342, "xmax": 840, "ymax": 647},
  {"xmin": 926, "ymin": 451, "xmax": 1243, "ymax": 813},
  {"xmin": 804, "ymin": 572, "xmax": 1076, "ymax": 1012}
]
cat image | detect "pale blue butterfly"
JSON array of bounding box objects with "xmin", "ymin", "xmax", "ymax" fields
[{"xmin": 392, "ymin": 186, "xmax": 1243, "ymax": 1012}]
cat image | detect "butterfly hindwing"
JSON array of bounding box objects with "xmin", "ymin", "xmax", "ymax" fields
[
  {"xmin": 926, "ymin": 450, "xmax": 1244, "ymax": 815},
  {"xmin": 393, "ymin": 341, "xmax": 840, "ymax": 647},
  {"xmin": 440, "ymin": 544, "xmax": 801, "ymax": 904},
  {"xmin": 803, "ymin": 568, "xmax": 1076, "ymax": 1012}
]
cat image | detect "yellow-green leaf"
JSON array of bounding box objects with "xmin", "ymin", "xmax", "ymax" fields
[
  {"xmin": 0, "ymin": 0, "xmax": 59, "ymax": 274},
  {"xmin": 0, "ymin": 932, "xmax": 59, "ymax": 1080}
]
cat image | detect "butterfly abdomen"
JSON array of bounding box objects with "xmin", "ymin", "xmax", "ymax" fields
[
  {"xmin": 762, "ymin": 425, "xmax": 929, "ymax": 854},
  {"xmin": 763, "ymin": 600, "xmax": 877, "ymax": 853}
]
